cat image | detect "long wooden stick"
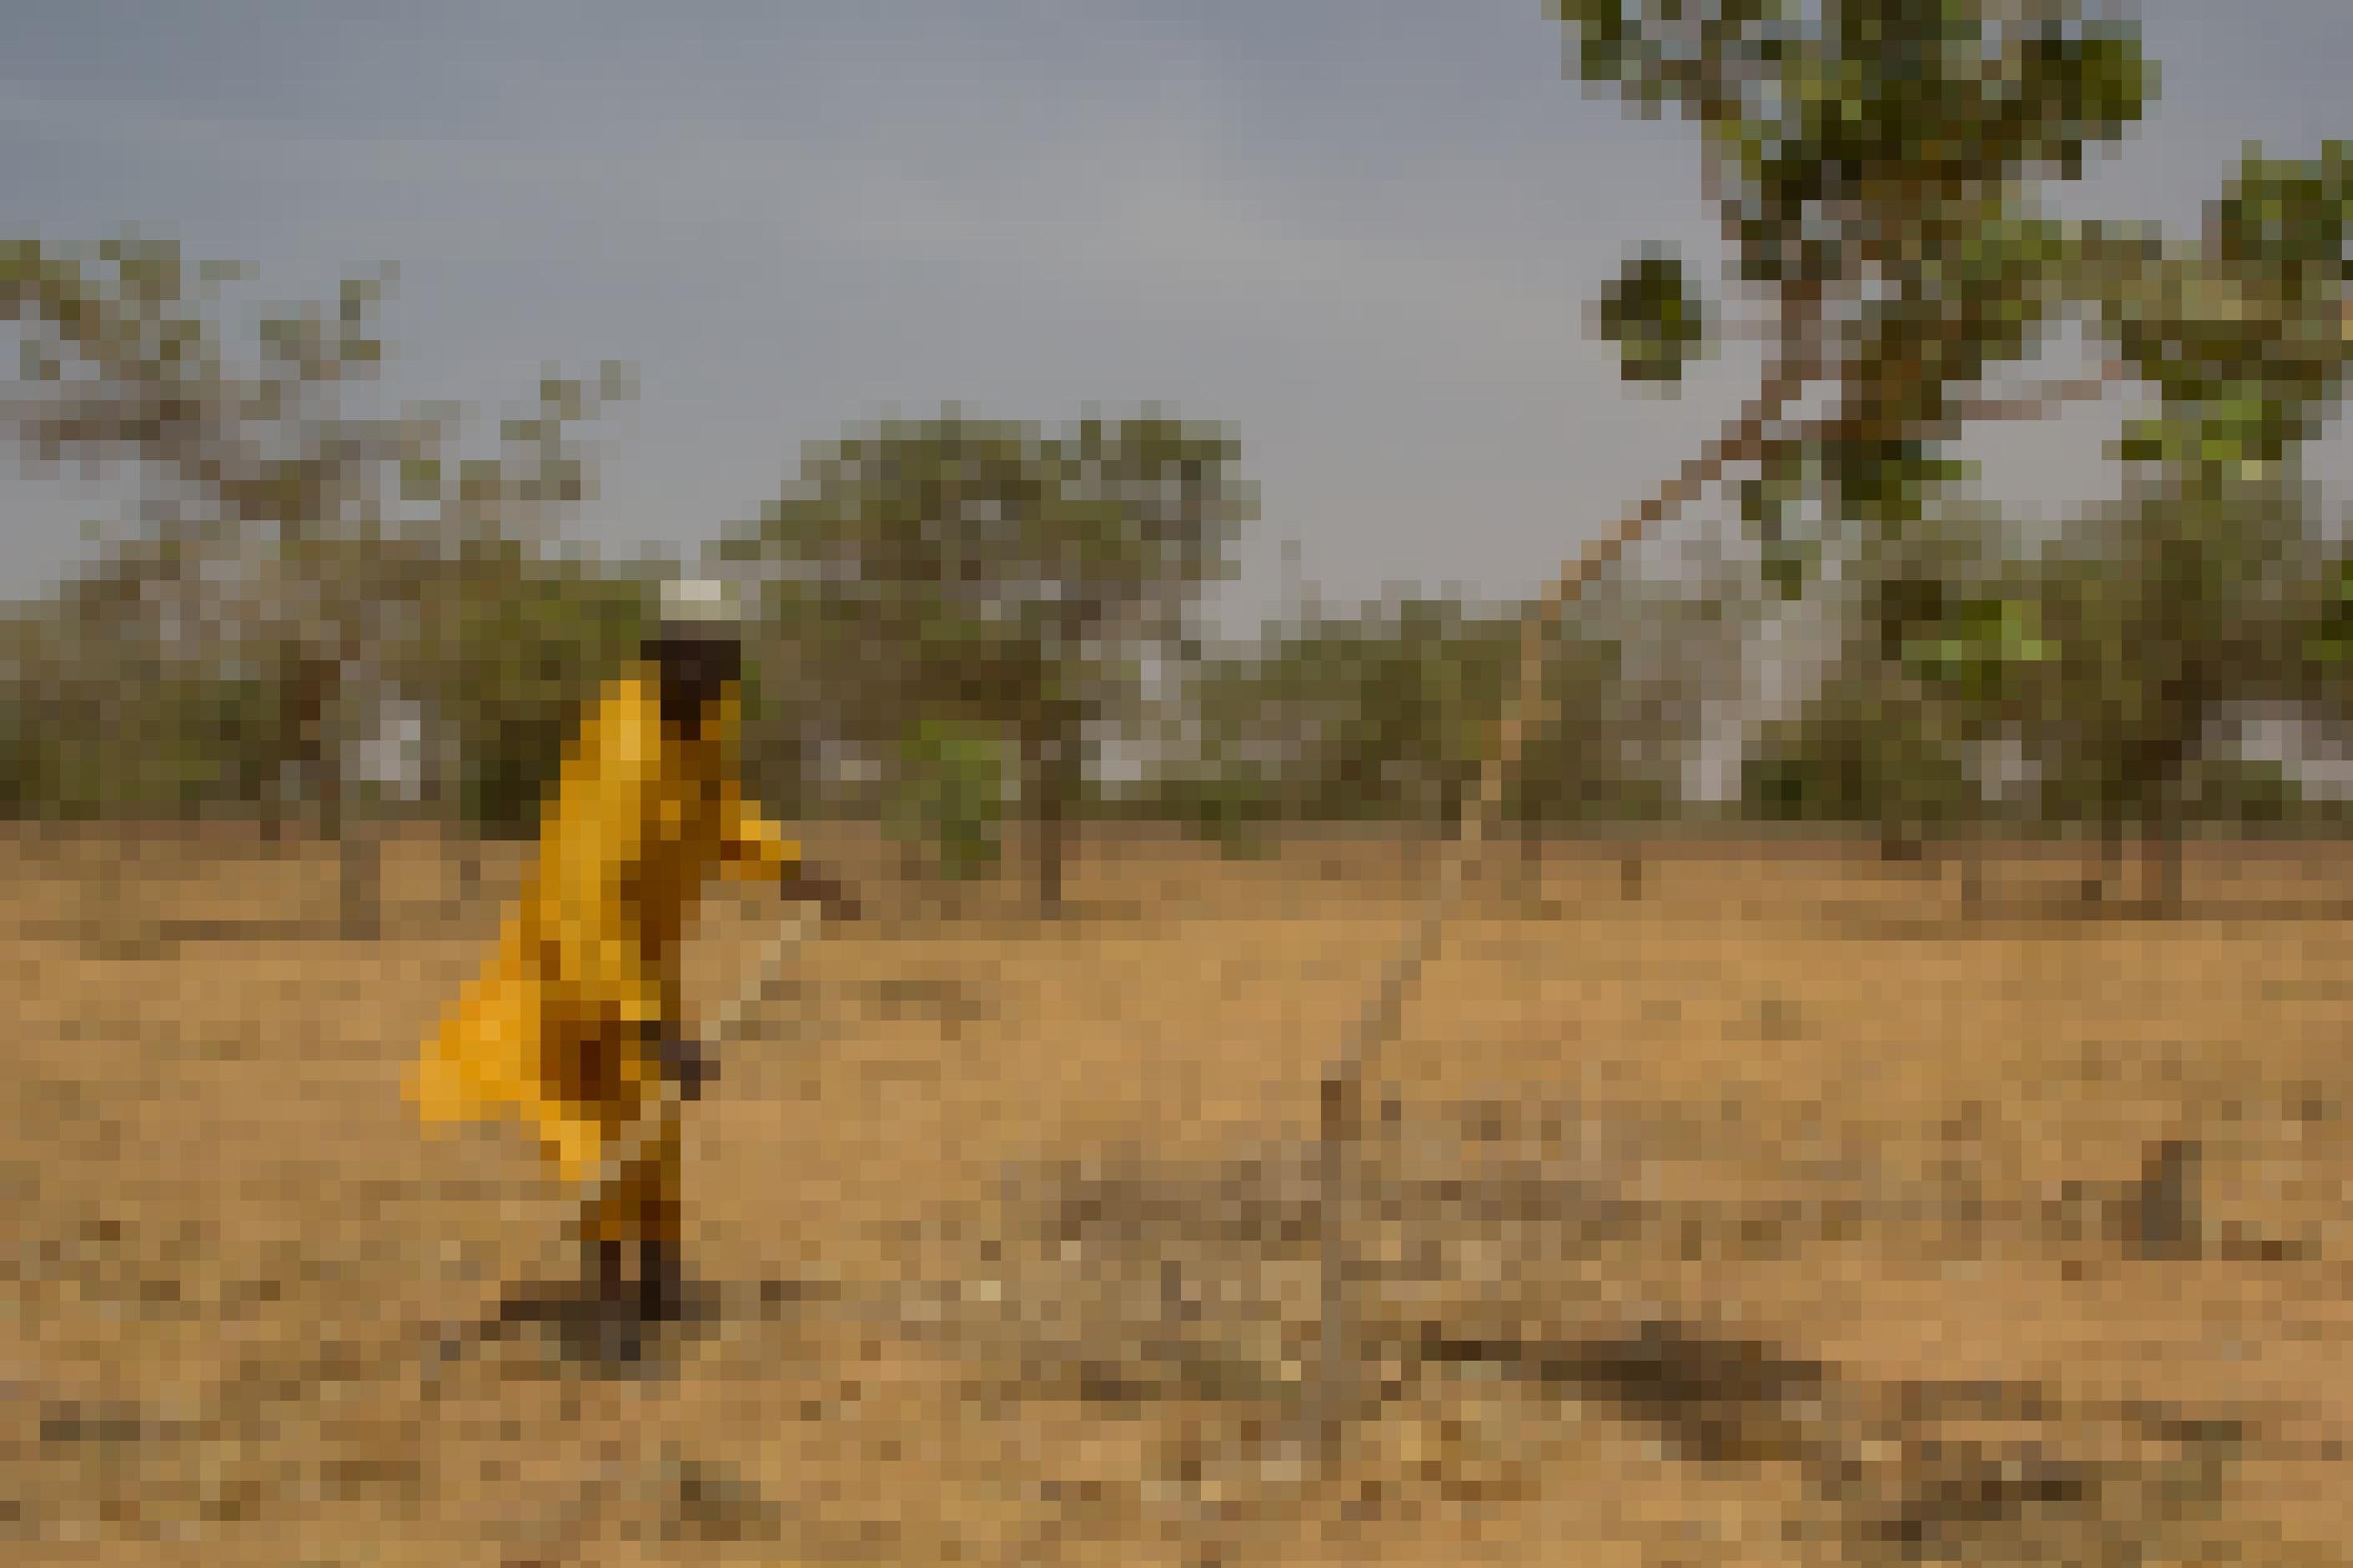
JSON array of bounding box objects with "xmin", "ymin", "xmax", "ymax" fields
[{"xmin": 577, "ymin": 901, "xmax": 821, "ymax": 1213}]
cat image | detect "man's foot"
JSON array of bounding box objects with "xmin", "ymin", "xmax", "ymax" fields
[
  {"xmin": 588, "ymin": 1309, "xmax": 651, "ymax": 1367},
  {"xmin": 544, "ymin": 1241, "xmax": 653, "ymax": 1367}
]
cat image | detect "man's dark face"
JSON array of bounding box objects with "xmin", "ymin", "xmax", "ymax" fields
[{"xmin": 647, "ymin": 633, "xmax": 743, "ymax": 736}]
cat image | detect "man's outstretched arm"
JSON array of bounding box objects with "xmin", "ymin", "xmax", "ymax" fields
[
  {"xmin": 716, "ymin": 778, "xmax": 862, "ymax": 922},
  {"xmin": 777, "ymin": 866, "xmax": 862, "ymax": 924}
]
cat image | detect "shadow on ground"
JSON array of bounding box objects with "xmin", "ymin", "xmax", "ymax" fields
[{"xmin": 939, "ymin": 1114, "xmax": 2287, "ymax": 1564}]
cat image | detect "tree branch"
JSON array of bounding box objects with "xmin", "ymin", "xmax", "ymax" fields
[{"xmin": 1939, "ymin": 360, "xmax": 2130, "ymax": 427}]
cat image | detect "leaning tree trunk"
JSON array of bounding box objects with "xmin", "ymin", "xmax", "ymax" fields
[
  {"xmin": 291, "ymin": 650, "xmax": 380, "ymax": 942},
  {"xmin": 1514, "ymin": 808, "xmax": 1545, "ymax": 909},
  {"xmin": 2082, "ymin": 815, "xmax": 2126, "ymax": 912},
  {"xmin": 2150, "ymin": 812, "xmax": 2185, "ymax": 918},
  {"xmin": 2145, "ymin": 731, "xmax": 2199, "ymax": 920},
  {"xmin": 264, "ymin": 646, "xmax": 325, "ymax": 850},
  {"xmin": 2126, "ymin": 680, "xmax": 2204, "ymax": 920},
  {"xmin": 1026, "ymin": 724, "xmax": 1080, "ymax": 919},
  {"xmin": 1035, "ymin": 784, "xmax": 1066, "ymax": 917},
  {"xmin": 1957, "ymin": 834, "xmax": 1986, "ymax": 919},
  {"xmin": 338, "ymin": 815, "xmax": 381, "ymax": 940},
  {"xmin": 316, "ymin": 751, "xmax": 381, "ymax": 942}
]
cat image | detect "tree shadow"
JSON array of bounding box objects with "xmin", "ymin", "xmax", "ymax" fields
[
  {"xmin": 1412, "ymin": 1315, "xmax": 1832, "ymax": 1464},
  {"xmin": 1415, "ymin": 1316, "xmax": 2249, "ymax": 1562},
  {"xmin": 971, "ymin": 1130, "xmax": 2262, "ymax": 1560}
]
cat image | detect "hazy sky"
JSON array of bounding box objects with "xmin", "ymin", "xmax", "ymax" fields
[{"xmin": 5, "ymin": 0, "xmax": 2348, "ymax": 633}]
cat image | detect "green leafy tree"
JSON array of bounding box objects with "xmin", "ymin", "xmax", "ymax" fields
[
  {"xmin": 1773, "ymin": 515, "xmax": 2056, "ymax": 860},
  {"xmin": 1541, "ymin": 1, "xmax": 2170, "ymax": 860},
  {"xmin": 1168, "ymin": 596, "xmax": 1662, "ymax": 839},
  {"xmin": 2009, "ymin": 143, "xmax": 2351, "ymax": 908},
  {"xmin": 885, "ymin": 716, "xmax": 1011, "ymax": 882},
  {"xmin": 0, "ymin": 235, "xmax": 411, "ymax": 855},
  {"xmin": 1549, "ymin": 10, "xmax": 2348, "ymax": 916},
  {"xmin": 1552, "ymin": 0, "xmax": 2155, "ymax": 583},
  {"xmin": 722, "ymin": 410, "xmax": 1252, "ymax": 913},
  {"xmin": 0, "ymin": 234, "xmax": 640, "ymax": 930},
  {"xmin": 0, "ymin": 578, "xmax": 291, "ymax": 822},
  {"xmin": 399, "ymin": 533, "xmax": 654, "ymax": 836},
  {"xmin": 2018, "ymin": 475, "xmax": 2329, "ymax": 910},
  {"xmin": 383, "ymin": 363, "xmax": 647, "ymax": 838}
]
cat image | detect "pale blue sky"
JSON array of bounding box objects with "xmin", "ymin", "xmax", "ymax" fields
[{"xmin": 4, "ymin": 1, "xmax": 2347, "ymax": 633}]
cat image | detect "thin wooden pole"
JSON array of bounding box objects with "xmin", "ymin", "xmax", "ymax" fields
[{"xmin": 577, "ymin": 903, "xmax": 819, "ymax": 1215}]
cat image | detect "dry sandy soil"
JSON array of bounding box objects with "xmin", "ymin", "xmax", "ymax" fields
[{"xmin": 7, "ymin": 822, "xmax": 2353, "ymax": 1565}]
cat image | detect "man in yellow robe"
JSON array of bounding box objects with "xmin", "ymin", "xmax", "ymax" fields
[{"xmin": 410, "ymin": 578, "xmax": 857, "ymax": 1325}]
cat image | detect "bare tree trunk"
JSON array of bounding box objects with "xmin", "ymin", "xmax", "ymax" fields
[
  {"xmin": 2119, "ymin": 692, "xmax": 2202, "ymax": 920},
  {"xmin": 2151, "ymin": 815, "xmax": 2184, "ymax": 918},
  {"xmin": 1513, "ymin": 812, "xmax": 1545, "ymax": 910},
  {"xmin": 2083, "ymin": 818, "xmax": 2126, "ymax": 912},
  {"xmin": 339, "ymin": 818, "xmax": 380, "ymax": 941},
  {"xmin": 1029, "ymin": 728, "xmax": 1077, "ymax": 920},
  {"xmin": 1037, "ymin": 800, "xmax": 1066, "ymax": 917},
  {"xmin": 316, "ymin": 760, "xmax": 377, "ymax": 942},
  {"xmin": 296, "ymin": 650, "xmax": 380, "ymax": 943}
]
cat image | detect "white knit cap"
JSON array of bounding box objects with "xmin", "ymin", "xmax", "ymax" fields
[{"xmin": 659, "ymin": 576, "xmax": 741, "ymax": 632}]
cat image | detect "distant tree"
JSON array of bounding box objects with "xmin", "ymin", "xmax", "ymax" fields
[
  {"xmin": 396, "ymin": 531, "xmax": 654, "ymax": 837},
  {"xmin": 1164, "ymin": 594, "xmax": 1664, "ymax": 849},
  {"xmin": 0, "ymin": 236, "xmax": 408, "ymax": 853},
  {"xmin": 0, "ymin": 568, "xmax": 289, "ymax": 822},
  {"xmin": 1998, "ymin": 142, "xmax": 2352, "ymax": 911},
  {"xmin": 1540, "ymin": 0, "xmax": 2174, "ymax": 890},
  {"xmin": 721, "ymin": 410, "xmax": 1252, "ymax": 914},
  {"xmin": 1744, "ymin": 510, "xmax": 2054, "ymax": 877},
  {"xmin": 1544, "ymin": 11, "xmax": 2349, "ymax": 920},
  {"xmin": 2018, "ymin": 475, "xmax": 2327, "ymax": 912},
  {"xmin": 1307, "ymin": 0, "xmax": 2169, "ymax": 1445},
  {"xmin": 885, "ymin": 716, "xmax": 1012, "ymax": 883},
  {"xmin": 0, "ymin": 234, "xmax": 640, "ymax": 930}
]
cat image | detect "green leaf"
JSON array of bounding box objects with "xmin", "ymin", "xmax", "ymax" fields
[
  {"xmin": 1595, "ymin": 248, "xmax": 1710, "ymax": 387},
  {"xmin": 1761, "ymin": 540, "xmax": 1813, "ymax": 601}
]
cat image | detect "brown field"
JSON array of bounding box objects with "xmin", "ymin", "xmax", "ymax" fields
[{"xmin": 9, "ymin": 822, "xmax": 2353, "ymax": 1565}]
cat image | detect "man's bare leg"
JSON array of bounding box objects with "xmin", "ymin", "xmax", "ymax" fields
[
  {"xmin": 639, "ymin": 1239, "xmax": 685, "ymax": 1324},
  {"xmin": 589, "ymin": 1236, "xmax": 628, "ymax": 1310}
]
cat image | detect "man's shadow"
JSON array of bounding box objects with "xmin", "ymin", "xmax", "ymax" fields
[{"xmin": 434, "ymin": 1273, "xmax": 727, "ymax": 1382}]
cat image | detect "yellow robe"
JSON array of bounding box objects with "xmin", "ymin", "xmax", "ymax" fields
[{"xmin": 408, "ymin": 666, "xmax": 797, "ymax": 1191}]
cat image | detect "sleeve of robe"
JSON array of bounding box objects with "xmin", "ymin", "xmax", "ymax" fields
[
  {"xmin": 717, "ymin": 780, "xmax": 800, "ymax": 884},
  {"xmin": 709, "ymin": 691, "xmax": 803, "ymax": 884}
]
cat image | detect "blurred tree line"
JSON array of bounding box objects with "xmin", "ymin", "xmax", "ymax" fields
[
  {"xmin": 1, "ymin": 49, "xmax": 2347, "ymax": 925},
  {"xmin": 1545, "ymin": 0, "xmax": 2353, "ymax": 914}
]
